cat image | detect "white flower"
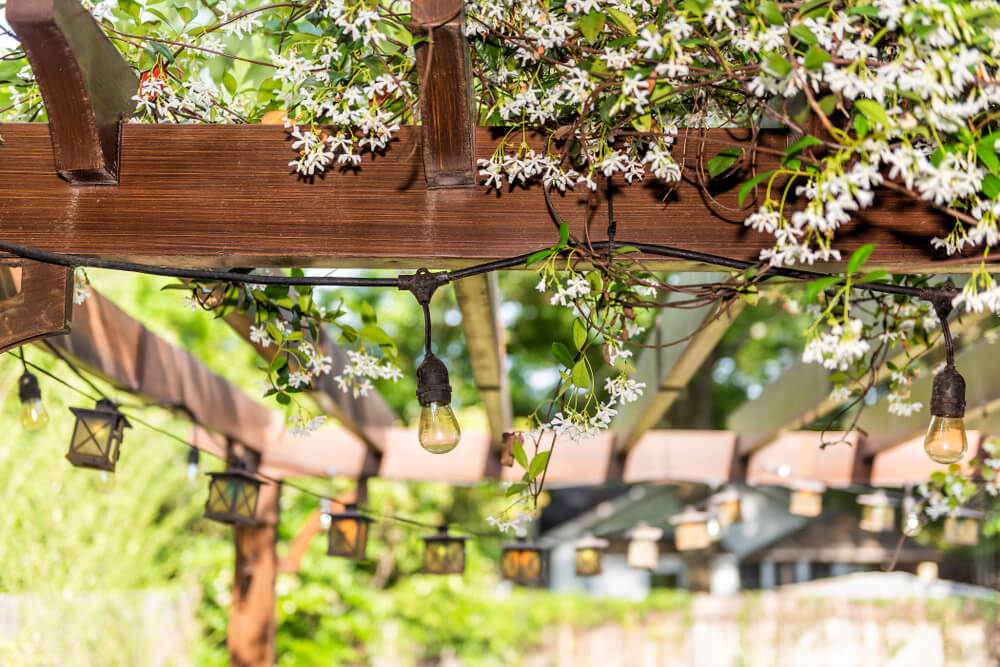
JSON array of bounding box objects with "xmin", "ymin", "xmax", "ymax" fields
[{"xmin": 249, "ymin": 324, "xmax": 272, "ymax": 349}]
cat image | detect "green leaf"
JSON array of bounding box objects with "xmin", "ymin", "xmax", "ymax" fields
[
  {"xmin": 847, "ymin": 243, "xmax": 875, "ymax": 275},
  {"xmin": 758, "ymin": 1, "xmax": 784, "ymax": 25},
  {"xmin": 572, "ymin": 318, "xmax": 588, "ymax": 350},
  {"xmin": 579, "ymin": 11, "xmax": 606, "ymax": 40},
  {"xmin": 275, "ymin": 392, "xmax": 290, "ymax": 405},
  {"xmin": 505, "ymin": 482, "xmax": 529, "ymax": 497},
  {"xmin": 605, "ymin": 7, "xmax": 637, "ymax": 35},
  {"xmin": 982, "ymin": 173, "xmax": 1000, "ymax": 200},
  {"xmin": 846, "ymin": 5, "xmax": 880, "ymax": 17},
  {"xmin": 854, "ymin": 113, "xmax": 868, "ymax": 138},
  {"xmin": 737, "ymin": 169, "xmax": 777, "ymax": 206},
  {"xmin": 804, "ymin": 45, "xmax": 831, "ymax": 70},
  {"xmin": 854, "ymin": 99, "xmax": 890, "ymax": 129},
  {"xmin": 572, "ymin": 359, "xmax": 590, "ymax": 388},
  {"xmin": 223, "ymin": 71, "xmax": 238, "ymax": 96},
  {"xmin": 855, "ymin": 269, "xmax": 889, "ymax": 284},
  {"xmin": 806, "ymin": 275, "xmax": 840, "ymax": 303},
  {"xmin": 552, "ymin": 342, "xmax": 574, "ymax": 368},
  {"xmin": 528, "ymin": 451, "xmax": 551, "ymax": 479},
  {"xmin": 706, "ymin": 147, "xmax": 741, "ymax": 178},
  {"xmin": 798, "ymin": 0, "xmax": 830, "ymax": 15},
  {"xmin": 512, "ymin": 442, "xmax": 529, "ymax": 470},
  {"xmin": 763, "ymin": 53, "xmax": 792, "ymax": 79},
  {"xmin": 173, "ymin": 3, "xmax": 194, "ymax": 23},
  {"xmin": 360, "ymin": 300, "xmax": 377, "ymax": 325},
  {"xmin": 785, "ymin": 135, "xmax": 823, "ymax": 158},
  {"xmin": 817, "ymin": 94, "xmax": 837, "ymax": 115},
  {"xmin": 149, "ymin": 41, "xmax": 176, "ymax": 63},
  {"xmin": 558, "ymin": 220, "xmax": 570, "ymax": 248},
  {"xmin": 526, "ymin": 248, "xmax": 555, "ymax": 267},
  {"xmin": 977, "ymin": 140, "xmax": 1000, "ymax": 176},
  {"xmin": 790, "ymin": 24, "xmax": 818, "ymax": 44}
]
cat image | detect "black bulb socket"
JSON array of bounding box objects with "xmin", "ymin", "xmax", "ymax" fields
[
  {"xmin": 18, "ymin": 371, "xmax": 41, "ymax": 403},
  {"xmin": 930, "ymin": 363, "xmax": 966, "ymax": 419},
  {"xmin": 416, "ymin": 354, "xmax": 452, "ymax": 407}
]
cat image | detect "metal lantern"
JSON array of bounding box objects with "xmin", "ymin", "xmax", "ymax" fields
[
  {"xmin": 574, "ymin": 534, "xmax": 609, "ymax": 577},
  {"xmin": 670, "ymin": 507, "xmax": 712, "ymax": 551},
  {"xmin": 858, "ymin": 490, "xmax": 896, "ymax": 533},
  {"xmin": 625, "ymin": 522, "xmax": 663, "ymax": 570},
  {"xmin": 501, "ymin": 536, "xmax": 545, "ymax": 585},
  {"xmin": 421, "ymin": 525, "xmax": 468, "ymax": 574},
  {"xmin": 788, "ymin": 480, "xmax": 826, "ymax": 517},
  {"xmin": 710, "ymin": 487, "xmax": 742, "ymax": 527},
  {"xmin": 66, "ymin": 399, "xmax": 131, "ymax": 472},
  {"xmin": 203, "ymin": 468, "xmax": 262, "ymax": 526},
  {"xmin": 943, "ymin": 510, "xmax": 982, "ymax": 546},
  {"xmin": 327, "ymin": 504, "xmax": 373, "ymax": 560}
]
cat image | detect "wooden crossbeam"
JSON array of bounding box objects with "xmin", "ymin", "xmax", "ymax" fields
[
  {"xmin": 728, "ymin": 310, "xmax": 992, "ymax": 458},
  {"xmin": 609, "ymin": 273, "xmax": 742, "ymax": 454},
  {"xmin": 7, "ymin": 0, "xmax": 136, "ymax": 183},
  {"xmin": 0, "ymin": 257, "xmax": 72, "ymax": 354},
  {"xmin": 0, "ymin": 124, "xmax": 969, "ymax": 270},
  {"xmin": 453, "ymin": 274, "xmax": 511, "ymax": 449}
]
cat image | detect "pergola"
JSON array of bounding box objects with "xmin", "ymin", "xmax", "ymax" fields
[{"xmin": 0, "ymin": 0, "xmax": 994, "ymax": 663}]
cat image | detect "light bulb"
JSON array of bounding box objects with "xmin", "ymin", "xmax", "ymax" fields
[
  {"xmin": 902, "ymin": 511, "xmax": 922, "ymax": 537},
  {"xmin": 186, "ymin": 447, "xmax": 200, "ymax": 483},
  {"xmin": 418, "ymin": 402, "xmax": 461, "ymax": 454},
  {"xmin": 923, "ymin": 416, "xmax": 967, "ymax": 464},
  {"xmin": 20, "ymin": 397, "xmax": 48, "ymax": 432}
]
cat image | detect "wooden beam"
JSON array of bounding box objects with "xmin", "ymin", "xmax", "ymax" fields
[
  {"xmin": 0, "ymin": 257, "xmax": 72, "ymax": 354},
  {"xmin": 0, "ymin": 124, "xmax": 968, "ymax": 269},
  {"xmin": 229, "ymin": 472, "xmax": 280, "ymax": 666},
  {"xmin": 870, "ymin": 432, "xmax": 982, "ymax": 486},
  {"xmin": 729, "ymin": 310, "xmax": 991, "ymax": 458},
  {"xmin": 7, "ymin": 0, "xmax": 137, "ymax": 183},
  {"xmin": 453, "ymin": 273, "xmax": 511, "ymax": 449},
  {"xmin": 746, "ymin": 431, "xmax": 860, "ymax": 487},
  {"xmin": 412, "ymin": 0, "xmax": 476, "ymax": 187},
  {"xmin": 610, "ymin": 273, "xmax": 742, "ymax": 453}
]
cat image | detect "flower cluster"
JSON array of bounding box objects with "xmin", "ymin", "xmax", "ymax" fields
[{"xmin": 334, "ymin": 349, "xmax": 404, "ymax": 398}]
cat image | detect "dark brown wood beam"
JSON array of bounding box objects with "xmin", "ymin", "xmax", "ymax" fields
[
  {"xmin": 0, "ymin": 257, "xmax": 72, "ymax": 354},
  {"xmin": 412, "ymin": 0, "xmax": 476, "ymax": 187},
  {"xmin": 0, "ymin": 124, "xmax": 971, "ymax": 270},
  {"xmin": 7, "ymin": 0, "xmax": 137, "ymax": 184}
]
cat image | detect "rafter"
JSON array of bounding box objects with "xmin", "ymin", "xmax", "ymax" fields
[{"xmin": 0, "ymin": 257, "xmax": 72, "ymax": 354}]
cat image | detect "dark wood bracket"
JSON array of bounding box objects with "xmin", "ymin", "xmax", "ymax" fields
[
  {"xmin": 7, "ymin": 0, "xmax": 138, "ymax": 184},
  {"xmin": 0, "ymin": 257, "xmax": 73, "ymax": 354}
]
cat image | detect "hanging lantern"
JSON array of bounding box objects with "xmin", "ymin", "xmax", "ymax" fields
[
  {"xmin": 670, "ymin": 507, "xmax": 712, "ymax": 551},
  {"xmin": 625, "ymin": 522, "xmax": 663, "ymax": 570},
  {"xmin": 501, "ymin": 537, "xmax": 545, "ymax": 585},
  {"xmin": 788, "ymin": 480, "xmax": 826, "ymax": 517},
  {"xmin": 858, "ymin": 490, "xmax": 896, "ymax": 533},
  {"xmin": 326, "ymin": 504, "xmax": 373, "ymax": 560},
  {"xmin": 710, "ymin": 487, "xmax": 742, "ymax": 527},
  {"xmin": 203, "ymin": 468, "xmax": 262, "ymax": 526},
  {"xmin": 943, "ymin": 510, "xmax": 982, "ymax": 546},
  {"xmin": 574, "ymin": 534, "xmax": 609, "ymax": 577},
  {"xmin": 66, "ymin": 399, "xmax": 131, "ymax": 472},
  {"xmin": 421, "ymin": 525, "xmax": 468, "ymax": 574}
]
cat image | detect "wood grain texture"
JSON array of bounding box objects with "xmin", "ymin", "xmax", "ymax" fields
[
  {"xmin": 0, "ymin": 124, "xmax": 968, "ymax": 270},
  {"xmin": 6, "ymin": 0, "xmax": 137, "ymax": 183},
  {"xmin": 412, "ymin": 0, "xmax": 476, "ymax": 187},
  {"xmin": 0, "ymin": 258, "xmax": 72, "ymax": 354}
]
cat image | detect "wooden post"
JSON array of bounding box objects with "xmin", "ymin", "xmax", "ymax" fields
[{"xmin": 228, "ymin": 445, "xmax": 280, "ymax": 667}]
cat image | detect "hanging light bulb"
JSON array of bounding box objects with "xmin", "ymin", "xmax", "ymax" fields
[
  {"xmin": 319, "ymin": 497, "xmax": 333, "ymax": 530},
  {"xmin": 186, "ymin": 446, "xmax": 200, "ymax": 483},
  {"xmin": 17, "ymin": 369, "xmax": 48, "ymax": 432},
  {"xmin": 901, "ymin": 488, "xmax": 922, "ymax": 537},
  {"xmin": 924, "ymin": 284, "xmax": 968, "ymax": 464}
]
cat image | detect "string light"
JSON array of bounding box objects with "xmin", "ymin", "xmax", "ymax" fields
[
  {"xmin": 421, "ymin": 526, "xmax": 468, "ymax": 575},
  {"xmin": 15, "ymin": 349, "xmax": 48, "ymax": 432},
  {"xmin": 500, "ymin": 536, "xmax": 545, "ymax": 585},
  {"xmin": 326, "ymin": 503, "xmax": 373, "ymax": 560},
  {"xmin": 186, "ymin": 446, "xmax": 200, "ymax": 482},
  {"xmin": 66, "ymin": 399, "xmax": 131, "ymax": 472},
  {"xmin": 902, "ymin": 487, "xmax": 922, "ymax": 537},
  {"xmin": 788, "ymin": 481, "xmax": 825, "ymax": 518},
  {"xmin": 573, "ymin": 534, "xmax": 608, "ymax": 577},
  {"xmin": 203, "ymin": 464, "xmax": 263, "ymax": 526},
  {"xmin": 625, "ymin": 522, "xmax": 663, "ymax": 570},
  {"xmin": 319, "ymin": 497, "xmax": 332, "ymax": 530},
  {"xmin": 923, "ymin": 284, "xmax": 968, "ymax": 464},
  {"xmin": 669, "ymin": 507, "xmax": 711, "ymax": 552}
]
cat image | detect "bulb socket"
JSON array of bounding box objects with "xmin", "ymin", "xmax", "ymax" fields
[
  {"xmin": 930, "ymin": 363, "xmax": 966, "ymax": 418},
  {"xmin": 18, "ymin": 371, "xmax": 41, "ymax": 403},
  {"xmin": 416, "ymin": 354, "xmax": 452, "ymax": 407}
]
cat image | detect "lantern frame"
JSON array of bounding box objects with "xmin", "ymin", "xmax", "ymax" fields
[
  {"xmin": 788, "ymin": 480, "xmax": 826, "ymax": 517},
  {"xmin": 625, "ymin": 521, "xmax": 663, "ymax": 570},
  {"xmin": 66, "ymin": 399, "xmax": 131, "ymax": 472},
  {"xmin": 203, "ymin": 468, "xmax": 263, "ymax": 526},
  {"xmin": 421, "ymin": 526, "xmax": 468, "ymax": 574},
  {"xmin": 857, "ymin": 490, "xmax": 897, "ymax": 533},
  {"xmin": 501, "ymin": 537, "xmax": 546, "ymax": 585},
  {"xmin": 574, "ymin": 534, "xmax": 609, "ymax": 577},
  {"xmin": 326, "ymin": 503, "xmax": 374, "ymax": 560},
  {"xmin": 669, "ymin": 507, "xmax": 712, "ymax": 551},
  {"xmin": 709, "ymin": 486, "xmax": 742, "ymax": 527}
]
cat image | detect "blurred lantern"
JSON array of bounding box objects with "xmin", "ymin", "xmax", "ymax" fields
[
  {"xmin": 421, "ymin": 525, "xmax": 467, "ymax": 574},
  {"xmin": 501, "ymin": 536, "xmax": 545, "ymax": 585},
  {"xmin": 574, "ymin": 534, "xmax": 609, "ymax": 577},
  {"xmin": 66, "ymin": 399, "xmax": 131, "ymax": 472},
  {"xmin": 858, "ymin": 490, "xmax": 896, "ymax": 533},
  {"xmin": 670, "ymin": 507, "xmax": 712, "ymax": 551},
  {"xmin": 625, "ymin": 521, "xmax": 663, "ymax": 570},
  {"xmin": 943, "ymin": 509, "xmax": 982, "ymax": 546},
  {"xmin": 709, "ymin": 487, "xmax": 742, "ymax": 527},
  {"xmin": 788, "ymin": 480, "xmax": 826, "ymax": 517},
  {"xmin": 203, "ymin": 467, "xmax": 262, "ymax": 526},
  {"xmin": 327, "ymin": 503, "xmax": 373, "ymax": 560}
]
